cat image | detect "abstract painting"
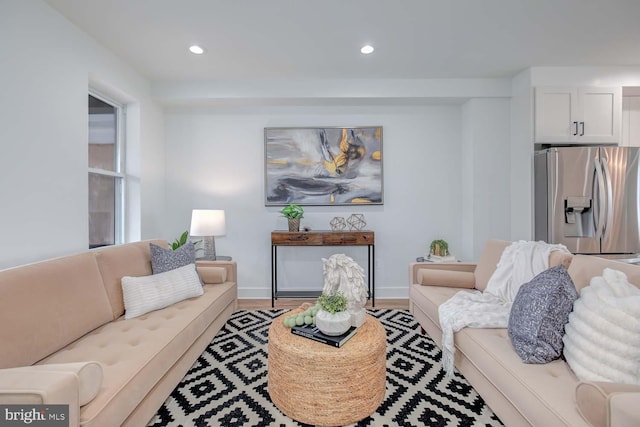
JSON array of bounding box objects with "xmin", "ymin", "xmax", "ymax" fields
[{"xmin": 265, "ymin": 127, "xmax": 383, "ymax": 206}]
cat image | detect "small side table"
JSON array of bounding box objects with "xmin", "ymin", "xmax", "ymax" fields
[{"xmin": 268, "ymin": 308, "xmax": 386, "ymax": 426}]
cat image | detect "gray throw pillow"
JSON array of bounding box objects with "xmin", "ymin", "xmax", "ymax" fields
[
  {"xmin": 150, "ymin": 241, "xmax": 196, "ymax": 274},
  {"xmin": 508, "ymin": 264, "xmax": 578, "ymax": 364}
]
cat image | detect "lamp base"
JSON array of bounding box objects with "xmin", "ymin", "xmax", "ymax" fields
[{"xmin": 201, "ymin": 235, "xmax": 217, "ymax": 260}]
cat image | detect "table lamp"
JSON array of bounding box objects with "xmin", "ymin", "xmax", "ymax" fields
[{"xmin": 189, "ymin": 209, "xmax": 226, "ymax": 260}]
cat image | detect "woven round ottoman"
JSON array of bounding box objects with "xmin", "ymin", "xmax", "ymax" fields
[{"xmin": 268, "ymin": 308, "xmax": 386, "ymax": 427}]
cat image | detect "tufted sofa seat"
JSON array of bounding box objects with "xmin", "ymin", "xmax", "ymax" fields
[
  {"xmin": 0, "ymin": 240, "xmax": 237, "ymax": 426},
  {"xmin": 409, "ymin": 240, "xmax": 640, "ymax": 427}
]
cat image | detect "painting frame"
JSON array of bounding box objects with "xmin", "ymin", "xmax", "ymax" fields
[{"xmin": 264, "ymin": 126, "xmax": 383, "ymax": 206}]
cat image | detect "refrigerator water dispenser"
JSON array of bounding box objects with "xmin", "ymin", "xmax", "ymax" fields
[{"xmin": 564, "ymin": 196, "xmax": 592, "ymax": 237}]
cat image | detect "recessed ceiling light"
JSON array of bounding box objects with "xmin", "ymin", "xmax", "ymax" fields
[
  {"xmin": 360, "ymin": 45, "xmax": 374, "ymax": 55},
  {"xmin": 189, "ymin": 45, "xmax": 205, "ymax": 55}
]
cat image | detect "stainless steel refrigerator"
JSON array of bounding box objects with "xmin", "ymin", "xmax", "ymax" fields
[{"xmin": 534, "ymin": 146, "xmax": 640, "ymax": 258}]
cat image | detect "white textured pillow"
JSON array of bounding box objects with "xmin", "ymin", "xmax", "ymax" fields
[
  {"xmin": 562, "ymin": 268, "xmax": 640, "ymax": 385},
  {"xmin": 121, "ymin": 263, "xmax": 203, "ymax": 319}
]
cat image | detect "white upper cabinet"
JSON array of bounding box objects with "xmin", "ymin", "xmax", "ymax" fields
[
  {"xmin": 621, "ymin": 96, "xmax": 640, "ymax": 147},
  {"xmin": 535, "ymin": 86, "xmax": 621, "ymax": 144}
]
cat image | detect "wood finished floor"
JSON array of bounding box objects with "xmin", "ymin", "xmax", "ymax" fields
[{"xmin": 237, "ymin": 298, "xmax": 409, "ymax": 311}]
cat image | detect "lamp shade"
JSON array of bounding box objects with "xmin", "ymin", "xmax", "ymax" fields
[{"xmin": 190, "ymin": 210, "xmax": 226, "ymax": 236}]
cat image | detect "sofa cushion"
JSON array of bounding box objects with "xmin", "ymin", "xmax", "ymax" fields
[
  {"xmin": 508, "ymin": 265, "xmax": 578, "ymax": 363},
  {"xmin": 0, "ymin": 252, "xmax": 113, "ymax": 368},
  {"xmin": 418, "ymin": 269, "xmax": 475, "ymax": 288},
  {"xmin": 567, "ymin": 255, "xmax": 640, "ymax": 293},
  {"xmin": 3, "ymin": 362, "xmax": 103, "ymax": 406},
  {"xmin": 150, "ymin": 241, "xmax": 196, "ymax": 274},
  {"xmin": 549, "ymin": 250, "xmax": 573, "ymax": 269},
  {"xmin": 38, "ymin": 281, "xmax": 237, "ymax": 427},
  {"xmin": 122, "ymin": 263, "xmax": 204, "ymax": 319},
  {"xmin": 93, "ymin": 240, "xmax": 166, "ymax": 319},
  {"xmin": 474, "ymin": 240, "xmax": 510, "ymax": 291},
  {"xmin": 454, "ymin": 326, "xmax": 587, "ymax": 426},
  {"xmin": 563, "ymin": 268, "xmax": 640, "ymax": 385}
]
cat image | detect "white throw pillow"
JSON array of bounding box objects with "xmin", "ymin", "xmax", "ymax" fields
[
  {"xmin": 562, "ymin": 268, "xmax": 640, "ymax": 385},
  {"xmin": 121, "ymin": 263, "xmax": 203, "ymax": 319}
]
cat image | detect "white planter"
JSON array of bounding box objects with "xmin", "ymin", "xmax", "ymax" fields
[{"xmin": 315, "ymin": 309, "xmax": 351, "ymax": 336}]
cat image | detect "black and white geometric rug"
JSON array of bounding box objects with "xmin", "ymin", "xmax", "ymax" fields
[{"xmin": 147, "ymin": 309, "xmax": 503, "ymax": 427}]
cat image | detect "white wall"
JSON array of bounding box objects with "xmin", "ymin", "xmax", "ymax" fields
[
  {"xmin": 510, "ymin": 69, "xmax": 535, "ymax": 241},
  {"xmin": 461, "ymin": 99, "xmax": 512, "ymax": 258},
  {"xmin": 164, "ymin": 105, "xmax": 477, "ymax": 298},
  {"xmin": 0, "ymin": 1, "xmax": 165, "ymax": 269}
]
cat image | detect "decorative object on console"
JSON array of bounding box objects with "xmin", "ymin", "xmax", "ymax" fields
[
  {"xmin": 190, "ymin": 209, "xmax": 226, "ymax": 260},
  {"xmin": 347, "ymin": 213, "xmax": 366, "ymax": 230},
  {"xmin": 279, "ymin": 203, "xmax": 304, "ymax": 232},
  {"xmin": 264, "ymin": 126, "xmax": 383, "ymax": 206},
  {"xmin": 330, "ymin": 216, "xmax": 346, "ymax": 231},
  {"xmin": 508, "ymin": 264, "xmax": 578, "ymax": 364},
  {"xmin": 429, "ymin": 239, "xmax": 449, "ymax": 257},
  {"xmin": 150, "ymin": 241, "xmax": 196, "ymax": 274},
  {"xmin": 315, "ymin": 292, "xmax": 351, "ymax": 336},
  {"xmin": 321, "ymin": 253, "xmax": 368, "ymax": 328}
]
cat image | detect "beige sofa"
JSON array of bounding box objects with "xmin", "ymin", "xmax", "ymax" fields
[
  {"xmin": 409, "ymin": 239, "xmax": 640, "ymax": 427},
  {"xmin": 0, "ymin": 240, "xmax": 237, "ymax": 427}
]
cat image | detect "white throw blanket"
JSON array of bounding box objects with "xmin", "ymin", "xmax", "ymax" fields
[
  {"xmin": 438, "ymin": 241, "xmax": 570, "ymax": 376},
  {"xmin": 562, "ymin": 268, "xmax": 640, "ymax": 384}
]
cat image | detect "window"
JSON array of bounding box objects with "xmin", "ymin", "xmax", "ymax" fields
[{"xmin": 88, "ymin": 93, "xmax": 125, "ymax": 248}]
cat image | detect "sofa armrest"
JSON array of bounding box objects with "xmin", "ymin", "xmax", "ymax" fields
[
  {"xmin": 575, "ymin": 381, "xmax": 640, "ymax": 427},
  {"xmin": 610, "ymin": 392, "xmax": 640, "ymax": 427},
  {"xmin": 410, "ymin": 262, "xmax": 477, "ymax": 288},
  {"xmin": 0, "ymin": 369, "xmax": 79, "ymax": 426},
  {"xmin": 196, "ymin": 260, "xmax": 237, "ymax": 284}
]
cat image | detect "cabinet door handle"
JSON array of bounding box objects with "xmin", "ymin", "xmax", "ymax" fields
[
  {"xmin": 580, "ymin": 122, "xmax": 585, "ymax": 136},
  {"xmin": 573, "ymin": 121, "xmax": 578, "ymax": 136},
  {"xmin": 288, "ymin": 236, "xmax": 309, "ymax": 241}
]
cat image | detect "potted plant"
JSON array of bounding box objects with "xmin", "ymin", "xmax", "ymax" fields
[
  {"xmin": 171, "ymin": 231, "xmax": 189, "ymax": 250},
  {"xmin": 315, "ymin": 292, "xmax": 351, "ymax": 336},
  {"xmin": 429, "ymin": 239, "xmax": 449, "ymax": 257},
  {"xmin": 280, "ymin": 203, "xmax": 304, "ymax": 232}
]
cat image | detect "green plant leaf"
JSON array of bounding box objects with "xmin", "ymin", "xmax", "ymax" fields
[
  {"xmin": 318, "ymin": 292, "xmax": 348, "ymax": 314},
  {"xmin": 280, "ymin": 203, "xmax": 304, "ymax": 219},
  {"xmin": 171, "ymin": 230, "xmax": 189, "ymax": 250}
]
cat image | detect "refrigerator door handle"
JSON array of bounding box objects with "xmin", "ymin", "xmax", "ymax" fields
[
  {"xmin": 601, "ymin": 158, "xmax": 613, "ymax": 237},
  {"xmin": 594, "ymin": 158, "xmax": 606, "ymax": 240}
]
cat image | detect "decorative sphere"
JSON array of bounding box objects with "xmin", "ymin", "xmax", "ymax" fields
[
  {"xmin": 330, "ymin": 217, "xmax": 347, "ymax": 231},
  {"xmin": 347, "ymin": 214, "xmax": 366, "ymax": 230}
]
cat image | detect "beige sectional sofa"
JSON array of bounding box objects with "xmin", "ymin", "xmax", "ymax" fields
[
  {"xmin": 0, "ymin": 240, "xmax": 237, "ymax": 427},
  {"xmin": 409, "ymin": 239, "xmax": 640, "ymax": 427}
]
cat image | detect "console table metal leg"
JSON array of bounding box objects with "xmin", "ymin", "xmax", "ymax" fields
[
  {"xmin": 370, "ymin": 244, "xmax": 375, "ymax": 307},
  {"xmin": 271, "ymin": 245, "xmax": 276, "ymax": 308}
]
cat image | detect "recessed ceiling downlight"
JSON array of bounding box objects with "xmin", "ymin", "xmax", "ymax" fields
[
  {"xmin": 360, "ymin": 45, "xmax": 374, "ymax": 54},
  {"xmin": 189, "ymin": 45, "xmax": 205, "ymax": 55}
]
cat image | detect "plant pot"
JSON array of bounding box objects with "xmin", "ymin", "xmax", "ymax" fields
[
  {"xmin": 315, "ymin": 309, "xmax": 351, "ymax": 336},
  {"xmin": 431, "ymin": 243, "xmax": 447, "ymax": 257},
  {"xmin": 288, "ymin": 218, "xmax": 300, "ymax": 232}
]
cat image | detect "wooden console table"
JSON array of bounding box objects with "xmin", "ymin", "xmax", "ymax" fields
[{"xmin": 271, "ymin": 231, "xmax": 375, "ymax": 308}]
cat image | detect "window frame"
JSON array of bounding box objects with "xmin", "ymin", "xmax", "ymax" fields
[{"xmin": 88, "ymin": 90, "xmax": 126, "ymax": 247}]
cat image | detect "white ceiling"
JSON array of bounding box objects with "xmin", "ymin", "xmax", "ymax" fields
[{"xmin": 45, "ymin": 0, "xmax": 640, "ymax": 82}]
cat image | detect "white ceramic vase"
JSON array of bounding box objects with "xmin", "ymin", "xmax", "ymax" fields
[{"xmin": 315, "ymin": 309, "xmax": 351, "ymax": 336}]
